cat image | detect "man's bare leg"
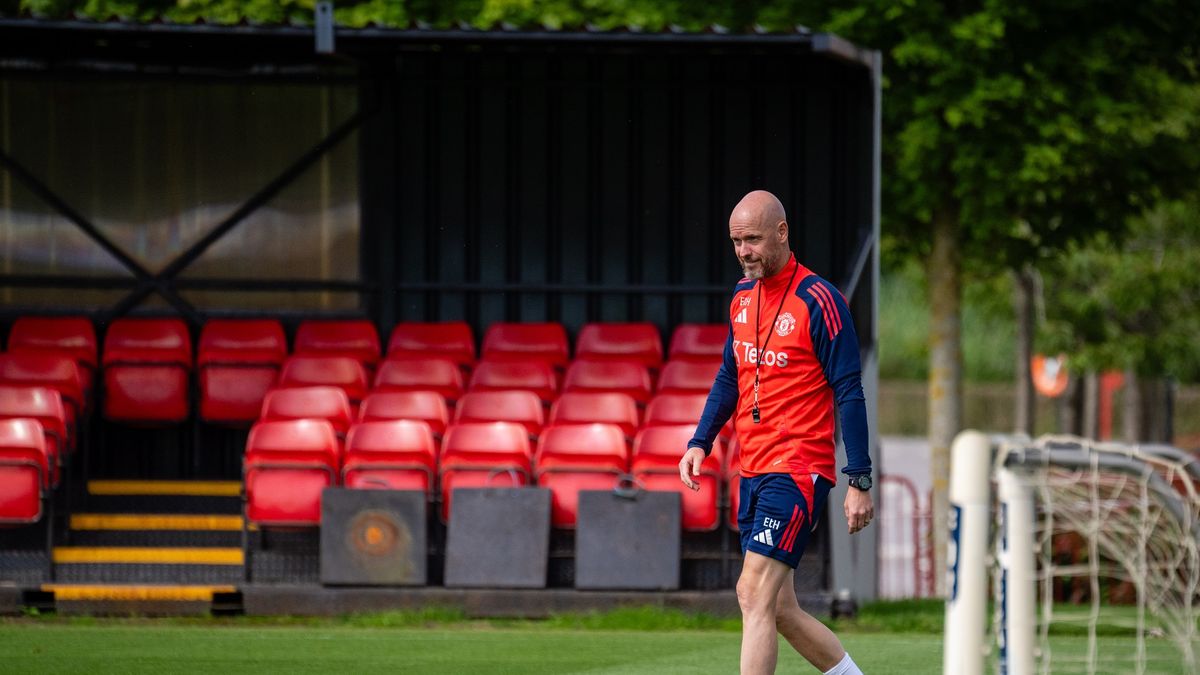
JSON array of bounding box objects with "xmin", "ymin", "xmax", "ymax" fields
[
  {"xmin": 774, "ymin": 569, "xmax": 848, "ymax": 671},
  {"xmin": 737, "ymin": 551, "xmax": 792, "ymax": 674}
]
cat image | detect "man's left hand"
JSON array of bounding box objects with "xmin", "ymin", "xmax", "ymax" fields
[{"xmin": 845, "ymin": 486, "xmax": 874, "ymax": 534}]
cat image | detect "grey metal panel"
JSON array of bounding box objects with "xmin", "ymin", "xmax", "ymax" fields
[
  {"xmin": 444, "ymin": 488, "xmax": 551, "ymax": 589},
  {"xmin": 575, "ymin": 489, "xmax": 681, "ymax": 590},
  {"xmin": 320, "ymin": 488, "xmax": 427, "ymax": 586}
]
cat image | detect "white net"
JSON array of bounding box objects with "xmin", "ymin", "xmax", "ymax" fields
[{"xmin": 991, "ymin": 435, "xmax": 1200, "ymax": 675}]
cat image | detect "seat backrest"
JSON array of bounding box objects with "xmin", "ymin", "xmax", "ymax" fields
[
  {"xmin": 0, "ymin": 352, "xmax": 83, "ymax": 416},
  {"xmin": 657, "ymin": 360, "xmax": 720, "ymax": 395},
  {"xmin": 439, "ymin": 422, "xmax": 532, "ymax": 472},
  {"xmin": 535, "ymin": 423, "xmax": 628, "ymax": 474},
  {"xmin": 198, "ymin": 319, "xmax": 287, "ymax": 366},
  {"xmin": 0, "ymin": 386, "xmax": 67, "ymax": 443},
  {"xmin": 357, "ymin": 391, "xmax": 449, "ymax": 436},
  {"xmin": 561, "ymin": 360, "xmax": 652, "ymax": 404},
  {"xmin": 668, "ymin": 323, "xmax": 727, "ymax": 362},
  {"xmin": 575, "ymin": 322, "xmax": 663, "ymax": 370},
  {"xmin": 633, "ymin": 424, "xmax": 723, "ymax": 469},
  {"xmin": 244, "ymin": 419, "xmax": 339, "ymax": 467},
  {"xmin": 7, "ymin": 316, "xmax": 97, "ymax": 368},
  {"xmin": 644, "ymin": 393, "xmax": 708, "ymax": 428},
  {"xmin": 260, "ymin": 386, "xmax": 354, "ymax": 436},
  {"xmin": 547, "ymin": 392, "xmax": 639, "ymax": 439},
  {"xmin": 387, "ymin": 322, "xmax": 476, "ymax": 370},
  {"xmin": 481, "ymin": 322, "xmax": 569, "ymax": 369},
  {"xmin": 294, "ymin": 320, "xmax": 380, "ymax": 371},
  {"xmin": 278, "ymin": 355, "xmax": 369, "ymax": 405},
  {"xmin": 0, "ymin": 417, "xmax": 49, "ymax": 475},
  {"xmin": 373, "ymin": 357, "xmax": 464, "ymax": 402},
  {"xmin": 344, "ymin": 420, "xmax": 436, "ymax": 467},
  {"xmin": 102, "ymin": 318, "xmax": 192, "ymax": 367},
  {"xmin": 453, "ymin": 391, "xmax": 545, "ymax": 437},
  {"xmin": 467, "ymin": 359, "xmax": 558, "ymax": 403}
]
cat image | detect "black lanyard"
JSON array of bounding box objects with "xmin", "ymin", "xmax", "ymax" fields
[{"xmin": 753, "ymin": 262, "xmax": 798, "ymax": 424}]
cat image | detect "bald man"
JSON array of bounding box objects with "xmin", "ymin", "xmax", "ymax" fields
[{"xmin": 681, "ymin": 190, "xmax": 873, "ymax": 675}]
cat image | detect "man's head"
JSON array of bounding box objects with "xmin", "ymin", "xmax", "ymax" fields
[{"xmin": 728, "ymin": 190, "xmax": 789, "ymax": 279}]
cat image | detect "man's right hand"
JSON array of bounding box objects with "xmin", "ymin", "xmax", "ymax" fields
[{"xmin": 678, "ymin": 446, "xmax": 706, "ymax": 491}]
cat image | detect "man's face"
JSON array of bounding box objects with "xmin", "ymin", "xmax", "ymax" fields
[{"xmin": 729, "ymin": 218, "xmax": 788, "ymax": 280}]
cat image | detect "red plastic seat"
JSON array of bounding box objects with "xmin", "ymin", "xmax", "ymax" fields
[
  {"xmin": 387, "ymin": 322, "xmax": 476, "ymax": 373},
  {"xmin": 562, "ymin": 360, "xmax": 652, "ymax": 405},
  {"xmin": 535, "ymin": 423, "xmax": 629, "ymax": 528},
  {"xmin": 260, "ymin": 386, "xmax": 354, "ymax": 439},
  {"xmin": 632, "ymin": 425, "xmax": 724, "ymax": 531},
  {"xmin": 358, "ymin": 391, "xmax": 449, "ymax": 438},
  {"xmin": 102, "ymin": 318, "xmax": 192, "ymax": 423},
  {"xmin": 294, "ymin": 320, "xmax": 381, "ymax": 375},
  {"xmin": 481, "ymin": 322, "xmax": 569, "ymax": 370},
  {"xmin": 644, "ymin": 393, "xmax": 708, "ymax": 428},
  {"xmin": 438, "ymin": 422, "xmax": 532, "ymax": 521},
  {"xmin": 278, "ymin": 355, "xmax": 368, "ymax": 407},
  {"xmin": 7, "ymin": 316, "xmax": 98, "ymax": 396},
  {"xmin": 453, "ymin": 391, "xmax": 545, "ymax": 438},
  {"xmin": 0, "ymin": 418, "xmax": 49, "ymax": 523},
  {"xmin": 0, "ymin": 386, "xmax": 67, "ymax": 485},
  {"xmin": 548, "ymin": 392, "xmax": 640, "ymax": 440},
  {"xmin": 575, "ymin": 322, "xmax": 663, "ymax": 371},
  {"xmin": 243, "ymin": 419, "xmax": 340, "ymax": 526},
  {"xmin": 0, "ymin": 352, "xmax": 84, "ymax": 428},
  {"xmin": 668, "ymin": 323, "xmax": 727, "ymax": 362},
  {"xmin": 197, "ymin": 319, "xmax": 287, "ymax": 424},
  {"xmin": 342, "ymin": 420, "xmax": 437, "ymax": 493},
  {"xmin": 373, "ymin": 357, "xmax": 464, "ymax": 405},
  {"xmin": 657, "ymin": 360, "xmax": 720, "ymax": 395},
  {"xmin": 467, "ymin": 359, "xmax": 558, "ymax": 404}
]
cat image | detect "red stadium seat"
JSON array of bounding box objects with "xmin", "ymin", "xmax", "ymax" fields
[
  {"xmin": 548, "ymin": 392, "xmax": 640, "ymax": 440},
  {"xmin": 453, "ymin": 391, "xmax": 545, "ymax": 438},
  {"xmin": 197, "ymin": 319, "xmax": 287, "ymax": 424},
  {"xmin": 7, "ymin": 316, "xmax": 98, "ymax": 396},
  {"xmin": 562, "ymin": 360, "xmax": 652, "ymax": 405},
  {"xmin": 481, "ymin": 322, "xmax": 569, "ymax": 370},
  {"xmin": 260, "ymin": 386, "xmax": 354, "ymax": 439},
  {"xmin": 358, "ymin": 391, "xmax": 449, "ymax": 438},
  {"xmin": 632, "ymin": 425, "xmax": 724, "ymax": 531},
  {"xmin": 657, "ymin": 360, "xmax": 720, "ymax": 395},
  {"xmin": 373, "ymin": 357, "xmax": 464, "ymax": 405},
  {"xmin": 438, "ymin": 422, "xmax": 532, "ymax": 521},
  {"xmin": 668, "ymin": 323, "xmax": 727, "ymax": 362},
  {"xmin": 386, "ymin": 322, "xmax": 476, "ymax": 373},
  {"xmin": 102, "ymin": 318, "xmax": 192, "ymax": 423},
  {"xmin": 644, "ymin": 393, "xmax": 707, "ymax": 428},
  {"xmin": 294, "ymin": 320, "xmax": 381, "ymax": 375},
  {"xmin": 342, "ymin": 420, "xmax": 437, "ymax": 493},
  {"xmin": 278, "ymin": 355, "xmax": 368, "ymax": 407},
  {"xmin": 0, "ymin": 352, "xmax": 84, "ymax": 429},
  {"xmin": 0, "ymin": 387, "xmax": 67, "ymax": 485},
  {"xmin": 0, "ymin": 418, "xmax": 49, "ymax": 523},
  {"xmin": 726, "ymin": 437, "xmax": 742, "ymax": 530},
  {"xmin": 467, "ymin": 359, "xmax": 558, "ymax": 404},
  {"xmin": 243, "ymin": 419, "xmax": 339, "ymax": 526},
  {"xmin": 535, "ymin": 423, "xmax": 629, "ymax": 528},
  {"xmin": 575, "ymin": 322, "xmax": 663, "ymax": 371}
]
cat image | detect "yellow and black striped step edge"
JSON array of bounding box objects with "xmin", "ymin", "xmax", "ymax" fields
[
  {"xmin": 52, "ymin": 547, "xmax": 244, "ymax": 565},
  {"xmin": 42, "ymin": 584, "xmax": 236, "ymax": 602},
  {"xmin": 70, "ymin": 514, "xmax": 244, "ymax": 531},
  {"xmin": 87, "ymin": 480, "xmax": 241, "ymax": 497}
]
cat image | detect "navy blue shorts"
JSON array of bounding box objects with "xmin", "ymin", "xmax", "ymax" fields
[{"xmin": 738, "ymin": 473, "xmax": 833, "ymax": 568}]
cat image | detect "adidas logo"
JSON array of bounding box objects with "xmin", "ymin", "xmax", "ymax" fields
[
  {"xmin": 734, "ymin": 308, "xmax": 748, "ymax": 324},
  {"xmin": 752, "ymin": 529, "xmax": 775, "ymax": 547}
]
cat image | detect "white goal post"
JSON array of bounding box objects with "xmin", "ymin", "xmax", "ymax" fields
[{"xmin": 944, "ymin": 432, "xmax": 1200, "ymax": 675}]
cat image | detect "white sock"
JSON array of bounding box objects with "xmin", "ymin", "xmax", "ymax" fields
[{"xmin": 822, "ymin": 652, "xmax": 863, "ymax": 675}]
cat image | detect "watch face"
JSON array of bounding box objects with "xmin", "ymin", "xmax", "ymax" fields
[{"xmin": 853, "ymin": 475, "xmax": 872, "ymax": 490}]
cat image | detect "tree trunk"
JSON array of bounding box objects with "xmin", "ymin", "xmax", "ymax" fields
[
  {"xmin": 1123, "ymin": 368, "xmax": 1140, "ymax": 443},
  {"xmin": 1082, "ymin": 371, "xmax": 1099, "ymax": 439},
  {"xmin": 1013, "ymin": 267, "xmax": 1036, "ymax": 435},
  {"xmin": 928, "ymin": 205, "xmax": 963, "ymax": 597}
]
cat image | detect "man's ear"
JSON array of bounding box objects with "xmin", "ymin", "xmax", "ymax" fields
[{"xmin": 777, "ymin": 220, "xmax": 789, "ymax": 244}]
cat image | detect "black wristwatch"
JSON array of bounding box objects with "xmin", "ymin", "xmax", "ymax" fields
[{"xmin": 847, "ymin": 474, "xmax": 873, "ymax": 491}]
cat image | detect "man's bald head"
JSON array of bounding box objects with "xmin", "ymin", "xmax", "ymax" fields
[{"xmin": 728, "ymin": 190, "xmax": 790, "ymax": 279}]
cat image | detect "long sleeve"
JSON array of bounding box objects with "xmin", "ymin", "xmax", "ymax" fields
[{"xmin": 687, "ymin": 326, "xmax": 738, "ymax": 457}]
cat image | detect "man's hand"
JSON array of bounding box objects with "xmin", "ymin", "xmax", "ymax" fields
[
  {"xmin": 845, "ymin": 486, "xmax": 874, "ymax": 534},
  {"xmin": 678, "ymin": 446, "xmax": 706, "ymax": 491}
]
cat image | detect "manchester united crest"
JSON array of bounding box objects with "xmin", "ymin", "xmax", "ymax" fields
[{"xmin": 775, "ymin": 312, "xmax": 796, "ymax": 337}]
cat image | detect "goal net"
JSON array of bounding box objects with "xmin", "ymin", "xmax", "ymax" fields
[{"xmin": 944, "ymin": 432, "xmax": 1199, "ymax": 675}]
